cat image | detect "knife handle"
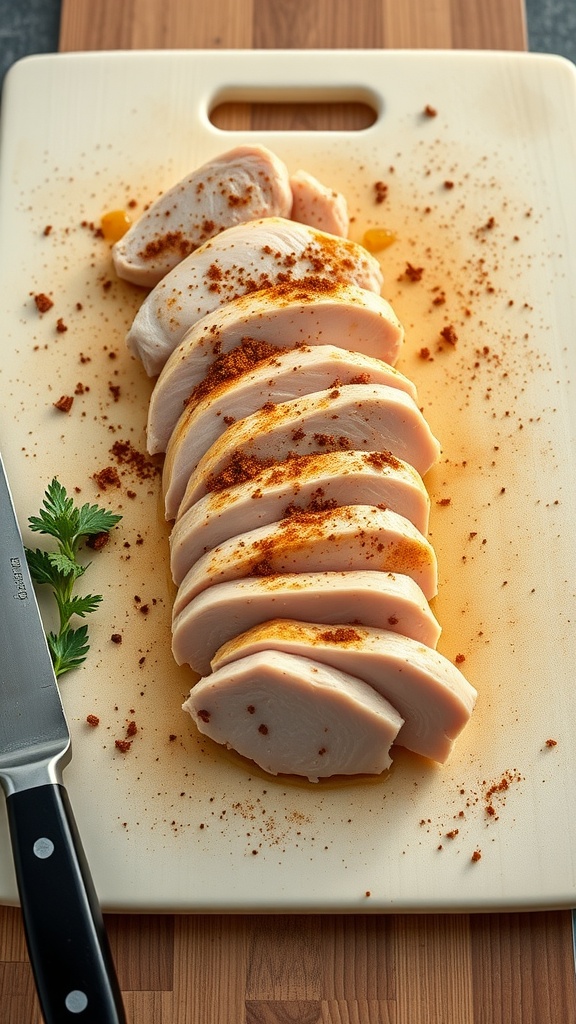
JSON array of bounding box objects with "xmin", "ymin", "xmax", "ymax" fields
[{"xmin": 6, "ymin": 783, "xmax": 126, "ymax": 1024}]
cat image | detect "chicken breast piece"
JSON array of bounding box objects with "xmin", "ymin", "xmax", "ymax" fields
[
  {"xmin": 169, "ymin": 383, "xmax": 441, "ymax": 519},
  {"xmin": 212, "ymin": 621, "xmax": 477, "ymax": 764},
  {"xmin": 170, "ymin": 450, "xmax": 430, "ymax": 584},
  {"xmin": 289, "ymin": 169, "xmax": 349, "ymax": 237},
  {"xmin": 172, "ymin": 505, "xmax": 438, "ymax": 618},
  {"xmin": 147, "ymin": 286, "xmax": 405, "ymax": 454},
  {"xmin": 183, "ymin": 649, "xmax": 404, "ymax": 782},
  {"xmin": 149, "ymin": 330, "xmax": 410, "ymax": 455},
  {"xmin": 163, "ymin": 349, "xmax": 420, "ymax": 505},
  {"xmin": 126, "ymin": 217, "xmax": 384, "ymax": 375},
  {"xmin": 112, "ymin": 145, "xmax": 293, "ymax": 287},
  {"xmin": 172, "ymin": 570, "xmax": 441, "ymax": 676}
]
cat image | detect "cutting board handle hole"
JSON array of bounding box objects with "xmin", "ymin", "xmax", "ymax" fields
[{"xmin": 209, "ymin": 87, "xmax": 379, "ymax": 131}]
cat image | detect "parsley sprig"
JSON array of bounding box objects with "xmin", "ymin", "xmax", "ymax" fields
[{"xmin": 25, "ymin": 479, "xmax": 122, "ymax": 677}]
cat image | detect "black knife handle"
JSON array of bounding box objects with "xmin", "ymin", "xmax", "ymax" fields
[{"xmin": 6, "ymin": 783, "xmax": 126, "ymax": 1024}]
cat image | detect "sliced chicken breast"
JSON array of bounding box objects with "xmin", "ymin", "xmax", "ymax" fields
[
  {"xmin": 169, "ymin": 383, "xmax": 441, "ymax": 519},
  {"xmin": 183, "ymin": 649, "xmax": 404, "ymax": 782},
  {"xmin": 289, "ymin": 169, "xmax": 349, "ymax": 237},
  {"xmin": 112, "ymin": 145, "xmax": 293, "ymax": 287},
  {"xmin": 126, "ymin": 217, "xmax": 384, "ymax": 375},
  {"xmin": 149, "ymin": 333, "xmax": 410, "ymax": 455},
  {"xmin": 172, "ymin": 505, "xmax": 438, "ymax": 618},
  {"xmin": 163, "ymin": 350, "xmax": 421, "ymax": 506},
  {"xmin": 172, "ymin": 570, "xmax": 441, "ymax": 676},
  {"xmin": 212, "ymin": 620, "xmax": 477, "ymax": 764},
  {"xmin": 170, "ymin": 450, "xmax": 430, "ymax": 583},
  {"xmin": 147, "ymin": 285, "xmax": 404, "ymax": 452}
]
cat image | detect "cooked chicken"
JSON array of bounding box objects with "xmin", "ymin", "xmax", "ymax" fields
[
  {"xmin": 172, "ymin": 505, "xmax": 438, "ymax": 618},
  {"xmin": 211, "ymin": 620, "xmax": 477, "ymax": 764},
  {"xmin": 182, "ymin": 649, "xmax": 404, "ymax": 782},
  {"xmin": 289, "ymin": 169, "xmax": 349, "ymax": 236},
  {"xmin": 172, "ymin": 570, "xmax": 441, "ymax": 675},
  {"xmin": 168, "ymin": 383, "xmax": 441, "ymax": 519},
  {"xmin": 126, "ymin": 217, "xmax": 385, "ymax": 375},
  {"xmin": 163, "ymin": 352, "xmax": 421, "ymax": 510},
  {"xmin": 112, "ymin": 145, "xmax": 293, "ymax": 288},
  {"xmin": 149, "ymin": 330, "xmax": 410, "ymax": 455},
  {"xmin": 170, "ymin": 450, "xmax": 430, "ymax": 584}
]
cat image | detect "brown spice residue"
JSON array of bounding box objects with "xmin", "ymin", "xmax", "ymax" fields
[
  {"xmin": 483, "ymin": 770, "xmax": 523, "ymax": 820},
  {"xmin": 87, "ymin": 531, "xmax": 110, "ymax": 551},
  {"xmin": 316, "ymin": 627, "xmax": 362, "ymax": 645},
  {"xmin": 187, "ymin": 338, "xmax": 280, "ymax": 407},
  {"xmin": 93, "ymin": 466, "xmax": 121, "ymax": 490},
  {"xmin": 138, "ymin": 230, "xmax": 194, "ymax": 263},
  {"xmin": 362, "ymin": 450, "xmax": 403, "ymax": 473},
  {"xmin": 54, "ymin": 395, "xmax": 73, "ymax": 413},
  {"xmin": 188, "ymin": 234, "xmax": 372, "ymax": 307},
  {"xmin": 283, "ymin": 490, "xmax": 338, "ymax": 517},
  {"xmin": 401, "ymin": 262, "xmax": 424, "ymax": 283},
  {"xmin": 110, "ymin": 440, "xmax": 160, "ymax": 482},
  {"xmin": 440, "ymin": 324, "xmax": 458, "ymax": 346},
  {"xmin": 205, "ymin": 450, "xmax": 275, "ymax": 493},
  {"xmin": 34, "ymin": 292, "xmax": 54, "ymax": 313}
]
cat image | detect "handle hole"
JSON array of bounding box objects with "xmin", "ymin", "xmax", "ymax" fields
[{"xmin": 209, "ymin": 88, "xmax": 379, "ymax": 132}]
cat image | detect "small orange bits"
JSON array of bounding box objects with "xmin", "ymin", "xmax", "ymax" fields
[
  {"xmin": 101, "ymin": 210, "xmax": 132, "ymax": 242},
  {"xmin": 362, "ymin": 228, "xmax": 396, "ymax": 253}
]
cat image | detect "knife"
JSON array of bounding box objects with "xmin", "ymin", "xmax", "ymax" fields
[{"xmin": 0, "ymin": 453, "xmax": 126, "ymax": 1023}]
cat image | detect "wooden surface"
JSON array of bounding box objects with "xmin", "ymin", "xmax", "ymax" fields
[{"xmin": 3, "ymin": 2, "xmax": 576, "ymax": 1023}]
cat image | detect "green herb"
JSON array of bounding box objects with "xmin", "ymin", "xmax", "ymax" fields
[{"xmin": 25, "ymin": 478, "xmax": 122, "ymax": 677}]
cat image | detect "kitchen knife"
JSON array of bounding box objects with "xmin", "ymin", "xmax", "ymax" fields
[{"xmin": 0, "ymin": 453, "xmax": 126, "ymax": 1023}]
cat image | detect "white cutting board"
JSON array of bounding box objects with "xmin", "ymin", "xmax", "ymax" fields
[{"xmin": 0, "ymin": 49, "xmax": 576, "ymax": 912}]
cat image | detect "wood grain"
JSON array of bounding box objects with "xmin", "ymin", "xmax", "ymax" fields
[
  {"xmin": 3, "ymin": 2, "xmax": 575, "ymax": 1023},
  {"xmin": 59, "ymin": 0, "xmax": 527, "ymax": 52}
]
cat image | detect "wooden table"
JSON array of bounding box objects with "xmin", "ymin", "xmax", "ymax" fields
[{"xmin": 2, "ymin": 2, "xmax": 576, "ymax": 1022}]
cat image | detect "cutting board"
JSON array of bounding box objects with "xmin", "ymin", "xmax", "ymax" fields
[{"xmin": 1, "ymin": 48, "xmax": 576, "ymax": 912}]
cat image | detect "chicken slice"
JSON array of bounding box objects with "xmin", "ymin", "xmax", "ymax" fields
[
  {"xmin": 211, "ymin": 621, "xmax": 477, "ymax": 764},
  {"xmin": 149, "ymin": 331, "xmax": 410, "ymax": 455},
  {"xmin": 289, "ymin": 169, "xmax": 349, "ymax": 236},
  {"xmin": 169, "ymin": 383, "xmax": 441, "ymax": 519},
  {"xmin": 172, "ymin": 505, "xmax": 438, "ymax": 618},
  {"xmin": 112, "ymin": 145, "xmax": 293, "ymax": 287},
  {"xmin": 163, "ymin": 351, "xmax": 420, "ymax": 507},
  {"xmin": 170, "ymin": 450, "xmax": 430, "ymax": 584},
  {"xmin": 182, "ymin": 649, "xmax": 404, "ymax": 782},
  {"xmin": 126, "ymin": 217, "xmax": 384, "ymax": 375},
  {"xmin": 172, "ymin": 571, "xmax": 441, "ymax": 676}
]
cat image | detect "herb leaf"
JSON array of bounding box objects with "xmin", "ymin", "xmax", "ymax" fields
[
  {"xmin": 48, "ymin": 626, "xmax": 91, "ymax": 677},
  {"xmin": 60, "ymin": 593, "xmax": 103, "ymax": 620},
  {"xmin": 26, "ymin": 480, "xmax": 121, "ymax": 677}
]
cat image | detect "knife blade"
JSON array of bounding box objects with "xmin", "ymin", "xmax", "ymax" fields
[{"xmin": 0, "ymin": 453, "xmax": 125, "ymax": 1024}]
